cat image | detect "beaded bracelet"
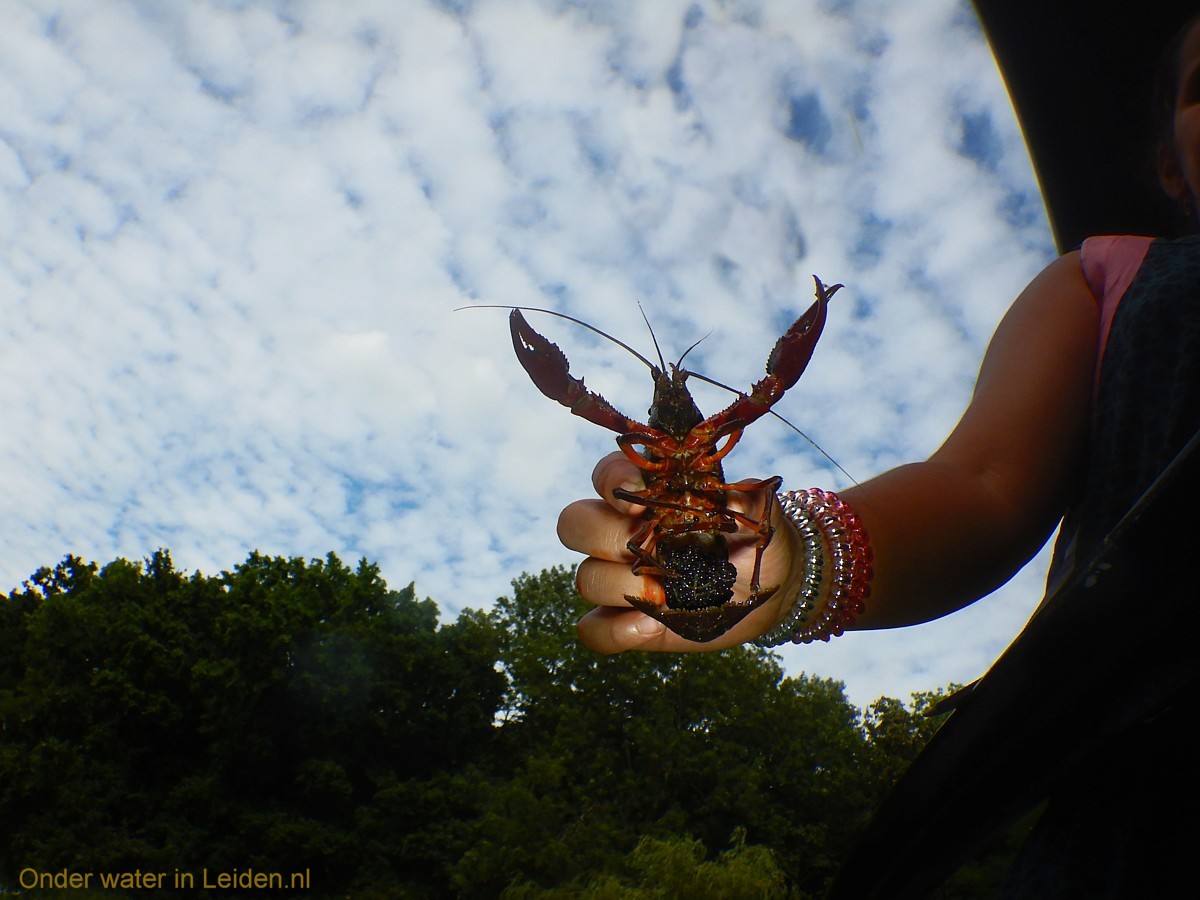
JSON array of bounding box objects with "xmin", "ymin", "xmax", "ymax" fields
[{"xmin": 753, "ymin": 488, "xmax": 873, "ymax": 646}]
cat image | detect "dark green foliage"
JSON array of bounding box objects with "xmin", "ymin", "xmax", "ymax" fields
[
  {"xmin": 453, "ymin": 568, "xmax": 935, "ymax": 898},
  {"xmin": 1, "ymin": 554, "xmax": 958, "ymax": 898},
  {"xmin": 0, "ymin": 551, "xmax": 504, "ymax": 896},
  {"xmin": 507, "ymin": 829, "xmax": 790, "ymax": 899},
  {"xmin": 861, "ymin": 690, "xmax": 957, "ymax": 791}
]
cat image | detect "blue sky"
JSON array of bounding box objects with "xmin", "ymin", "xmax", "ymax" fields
[{"xmin": 1, "ymin": 0, "xmax": 1058, "ymax": 708}]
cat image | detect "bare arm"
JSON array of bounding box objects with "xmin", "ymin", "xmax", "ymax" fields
[
  {"xmin": 559, "ymin": 252, "xmax": 1099, "ymax": 651},
  {"xmin": 847, "ymin": 251, "xmax": 1098, "ymax": 626}
]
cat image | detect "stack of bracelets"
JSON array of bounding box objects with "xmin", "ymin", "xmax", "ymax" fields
[{"xmin": 753, "ymin": 488, "xmax": 873, "ymax": 646}]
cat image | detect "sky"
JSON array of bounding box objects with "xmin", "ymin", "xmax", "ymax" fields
[{"xmin": 0, "ymin": 0, "xmax": 1059, "ymax": 709}]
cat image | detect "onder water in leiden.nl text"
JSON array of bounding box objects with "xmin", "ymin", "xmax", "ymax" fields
[{"xmin": 15, "ymin": 866, "xmax": 312, "ymax": 892}]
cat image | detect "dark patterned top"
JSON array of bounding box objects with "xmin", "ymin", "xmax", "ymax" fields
[
  {"xmin": 977, "ymin": 236, "xmax": 1200, "ymax": 893},
  {"xmin": 1048, "ymin": 234, "xmax": 1200, "ymax": 584},
  {"xmin": 827, "ymin": 235, "xmax": 1200, "ymax": 899}
]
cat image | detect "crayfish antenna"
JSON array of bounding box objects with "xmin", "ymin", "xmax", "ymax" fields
[
  {"xmin": 768, "ymin": 410, "xmax": 859, "ymax": 487},
  {"xmin": 687, "ymin": 370, "xmax": 858, "ymax": 487},
  {"xmin": 636, "ymin": 302, "xmax": 669, "ymax": 373},
  {"xmin": 636, "ymin": 301, "xmax": 711, "ymax": 372},
  {"xmin": 676, "ymin": 332, "xmax": 711, "ymax": 370}
]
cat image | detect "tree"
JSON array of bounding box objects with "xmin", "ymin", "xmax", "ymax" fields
[
  {"xmin": 506, "ymin": 829, "xmax": 789, "ymax": 899},
  {"xmin": 455, "ymin": 567, "xmax": 878, "ymax": 898},
  {"xmin": 0, "ymin": 551, "xmax": 504, "ymax": 896},
  {"xmin": 861, "ymin": 689, "xmax": 958, "ymax": 794},
  {"xmin": 1, "ymin": 555, "xmax": 960, "ymax": 897}
]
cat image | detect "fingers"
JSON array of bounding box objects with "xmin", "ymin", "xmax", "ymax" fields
[
  {"xmin": 572, "ymin": 550, "xmax": 757, "ymax": 653},
  {"xmin": 570, "ymin": 558, "xmax": 672, "ymax": 652},
  {"xmin": 575, "ymin": 590, "xmax": 786, "ymax": 653},
  {"xmin": 575, "ymin": 605, "xmax": 760, "ymax": 654},
  {"xmin": 570, "ymin": 556, "xmax": 677, "ymax": 652},
  {"xmin": 557, "ymin": 499, "xmax": 638, "ymax": 562},
  {"xmin": 591, "ymin": 451, "xmax": 646, "ymax": 514},
  {"xmin": 576, "ymin": 607, "xmax": 671, "ymax": 652},
  {"xmin": 574, "ymin": 556, "xmax": 649, "ymax": 604},
  {"xmin": 560, "ymin": 451, "xmax": 806, "ymax": 654},
  {"xmin": 571, "ymin": 537, "xmax": 800, "ymax": 655}
]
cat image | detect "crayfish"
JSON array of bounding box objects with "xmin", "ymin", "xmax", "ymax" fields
[{"xmin": 506, "ymin": 276, "xmax": 842, "ymax": 642}]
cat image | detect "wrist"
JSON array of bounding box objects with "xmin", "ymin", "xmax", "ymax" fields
[{"xmin": 753, "ymin": 489, "xmax": 873, "ymax": 646}]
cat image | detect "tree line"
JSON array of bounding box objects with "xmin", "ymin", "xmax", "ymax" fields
[{"xmin": 0, "ymin": 551, "xmax": 1001, "ymax": 898}]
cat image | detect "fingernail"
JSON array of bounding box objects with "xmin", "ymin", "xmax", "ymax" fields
[
  {"xmin": 635, "ymin": 617, "xmax": 664, "ymax": 636},
  {"xmin": 617, "ymin": 481, "xmax": 643, "ymax": 502}
]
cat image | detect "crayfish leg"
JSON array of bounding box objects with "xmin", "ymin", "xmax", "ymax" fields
[
  {"xmin": 616, "ymin": 432, "xmax": 676, "ymax": 473},
  {"xmin": 695, "ymin": 423, "xmax": 745, "ymax": 468},
  {"xmin": 623, "ymin": 515, "xmax": 674, "ymax": 582},
  {"xmin": 613, "ymin": 487, "xmax": 723, "ymax": 518},
  {"xmin": 713, "ymin": 475, "xmax": 782, "ymax": 600},
  {"xmin": 743, "ymin": 486, "xmax": 779, "ymax": 600}
]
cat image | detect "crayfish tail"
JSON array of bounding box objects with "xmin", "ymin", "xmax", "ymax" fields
[
  {"xmin": 625, "ymin": 591, "xmax": 774, "ymax": 643},
  {"xmin": 622, "ymin": 539, "xmax": 775, "ymax": 643}
]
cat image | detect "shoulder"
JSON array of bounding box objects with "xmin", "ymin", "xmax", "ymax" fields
[
  {"xmin": 979, "ymin": 251, "xmax": 1096, "ymax": 382},
  {"xmin": 1078, "ymin": 235, "xmax": 1155, "ymax": 304}
]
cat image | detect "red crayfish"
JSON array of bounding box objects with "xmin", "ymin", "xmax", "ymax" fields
[{"xmin": 506, "ymin": 276, "xmax": 842, "ymax": 642}]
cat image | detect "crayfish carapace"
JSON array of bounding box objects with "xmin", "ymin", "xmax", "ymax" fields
[{"xmin": 508, "ymin": 276, "xmax": 842, "ymax": 643}]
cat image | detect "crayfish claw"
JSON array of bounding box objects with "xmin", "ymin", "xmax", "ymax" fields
[
  {"xmin": 509, "ymin": 309, "xmax": 574, "ymax": 402},
  {"xmin": 509, "ymin": 309, "xmax": 640, "ymax": 435},
  {"xmin": 764, "ymin": 276, "xmax": 842, "ymax": 392}
]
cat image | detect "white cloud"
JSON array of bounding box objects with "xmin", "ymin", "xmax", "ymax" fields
[{"xmin": 0, "ymin": 0, "xmax": 1058, "ymax": 708}]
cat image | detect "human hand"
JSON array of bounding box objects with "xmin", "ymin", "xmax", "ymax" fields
[{"xmin": 556, "ymin": 451, "xmax": 806, "ymax": 653}]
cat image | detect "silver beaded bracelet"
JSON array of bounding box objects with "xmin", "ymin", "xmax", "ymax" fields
[{"xmin": 752, "ymin": 493, "xmax": 824, "ymax": 647}]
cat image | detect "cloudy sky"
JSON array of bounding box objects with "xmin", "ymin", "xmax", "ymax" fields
[{"xmin": 1, "ymin": 0, "xmax": 1059, "ymax": 708}]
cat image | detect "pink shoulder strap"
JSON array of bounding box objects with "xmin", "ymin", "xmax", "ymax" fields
[{"xmin": 1079, "ymin": 236, "xmax": 1153, "ymax": 368}]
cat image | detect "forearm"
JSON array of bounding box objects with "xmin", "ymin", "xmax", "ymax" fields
[
  {"xmin": 821, "ymin": 252, "xmax": 1096, "ymax": 631},
  {"xmin": 835, "ymin": 459, "xmax": 1060, "ymax": 630}
]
